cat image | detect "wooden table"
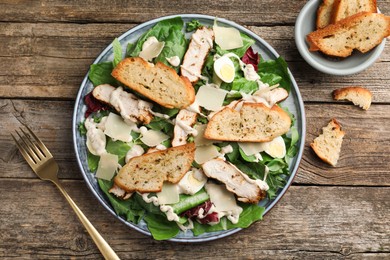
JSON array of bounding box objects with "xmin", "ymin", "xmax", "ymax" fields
[{"xmin": 1, "ymin": 1, "xmax": 389, "ymax": 259}]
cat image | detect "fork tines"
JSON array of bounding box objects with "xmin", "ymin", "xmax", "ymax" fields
[{"xmin": 11, "ymin": 126, "xmax": 52, "ymax": 165}]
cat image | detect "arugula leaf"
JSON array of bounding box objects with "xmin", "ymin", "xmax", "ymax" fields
[
  {"xmin": 98, "ymin": 179, "xmax": 145, "ymax": 224},
  {"xmin": 258, "ymin": 56, "xmax": 291, "ymax": 92},
  {"xmin": 112, "ymin": 38, "xmax": 123, "ymax": 67},
  {"xmin": 186, "ymin": 19, "xmax": 203, "ymax": 32},
  {"xmin": 88, "ymin": 62, "xmax": 117, "ymax": 87}
]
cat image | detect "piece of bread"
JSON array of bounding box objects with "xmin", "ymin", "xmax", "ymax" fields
[
  {"xmin": 112, "ymin": 57, "xmax": 195, "ymax": 109},
  {"xmin": 204, "ymin": 103, "xmax": 291, "ymax": 142},
  {"xmin": 310, "ymin": 119, "xmax": 345, "ymax": 166},
  {"xmin": 317, "ymin": 0, "xmax": 336, "ymax": 29},
  {"xmin": 331, "ymin": 0, "xmax": 377, "ymax": 24},
  {"xmin": 307, "ymin": 12, "xmax": 390, "ymax": 57},
  {"xmin": 114, "ymin": 143, "xmax": 195, "ymax": 193},
  {"xmin": 333, "ymin": 86, "xmax": 372, "ymax": 110}
]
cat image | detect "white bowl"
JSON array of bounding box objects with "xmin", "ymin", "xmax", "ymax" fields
[{"xmin": 295, "ymin": 0, "xmax": 387, "ymax": 75}]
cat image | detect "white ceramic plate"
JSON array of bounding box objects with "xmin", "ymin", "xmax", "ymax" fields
[{"xmin": 73, "ymin": 14, "xmax": 306, "ymax": 242}]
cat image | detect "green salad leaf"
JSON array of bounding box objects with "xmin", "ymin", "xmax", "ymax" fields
[
  {"xmin": 98, "ymin": 179, "xmax": 145, "ymax": 224},
  {"xmin": 231, "ymin": 78, "xmax": 258, "ymax": 94},
  {"xmin": 88, "ymin": 62, "xmax": 117, "ymax": 87},
  {"xmin": 154, "ymin": 28, "xmax": 188, "ymax": 69},
  {"xmin": 112, "ymin": 38, "xmax": 123, "ymax": 67},
  {"xmin": 127, "ymin": 17, "xmax": 187, "ymax": 70},
  {"xmin": 144, "ymin": 214, "xmax": 180, "ymax": 240},
  {"xmin": 87, "ymin": 151, "xmax": 99, "ymax": 172},
  {"xmin": 258, "ymin": 57, "xmax": 291, "ymax": 92},
  {"xmin": 186, "ymin": 19, "xmax": 203, "ymax": 32},
  {"xmin": 106, "ymin": 139, "xmax": 131, "ymax": 166}
]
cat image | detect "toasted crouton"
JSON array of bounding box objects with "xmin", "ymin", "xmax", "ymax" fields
[
  {"xmin": 307, "ymin": 12, "xmax": 390, "ymax": 57},
  {"xmin": 204, "ymin": 103, "xmax": 291, "ymax": 142},
  {"xmin": 112, "ymin": 57, "xmax": 195, "ymax": 109},
  {"xmin": 114, "ymin": 143, "xmax": 195, "ymax": 193},
  {"xmin": 317, "ymin": 0, "xmax": 336, "ymax": 29},
  {"xmin": 332, "ymin": 86, "xmax": 372, "ymax": 110},
  {"xmin": 331, "ymin": 0, "xmax": 377, "ymax": 24},
  {"xmin": 311, "ymin": 119, "xmax": 345, "ymax": 166}
]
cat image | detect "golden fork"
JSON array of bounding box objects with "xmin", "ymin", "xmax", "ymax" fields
[{"xmin": 12, "ymin": 126, "xmax": 120, "ymax": 260}]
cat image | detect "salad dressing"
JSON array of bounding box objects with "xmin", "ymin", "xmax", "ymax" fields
[
  {"xmin": 180, "ymin": 65, "xmax": 209, "ymax": 82},
  {"xmin": 125, "ymin": 144, "xmax": 144, "ymax": 163},
  {"xmin": 85, "ymin": 118, "xmax": 107, "ymax": 156},
  {"xmin": 166, "ymin": 56, "xmax": 180, "ymax": 67},
  {"xmin": 141, "ymin": 193, "xmax": 180, "ymax": 222}
]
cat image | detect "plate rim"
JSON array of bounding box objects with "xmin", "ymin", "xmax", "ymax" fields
[{"xmin": 72, "ymin": 13, "xmax": 306, "ymax": 242}]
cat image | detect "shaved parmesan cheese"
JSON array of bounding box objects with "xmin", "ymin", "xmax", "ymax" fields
[
  {"xmin": 139, "ymin": 36, "xmax": 165, "ymax": 61},
  {"xmin": 195, "ymin": 145, "xmax": 220, "ymax": 164},
  {"xmin": 194, "ymin": 124, "xmax": 218, "ymax": 146},
  {"xmin": 104, "ymin": 113, "xmax": 133, "ymax": 142},
  {"xmin": 140, "ymin": 129, "xmax": 169, "ymax": 147},
  {"xmin": 238, "ymin": 142, "xmax": 265, "ymax": 156},
  {"xmin": 96, "ymin": 153, "xmax": 118, "ymax": 181},
  {"xmin": 213, "ymin": 21, "xmax": 243, "ymax": 50},
  {"xmin": 157, "ymin": 182, "xmax": 180, "ymax": 205},
  {"xmin": 196, "ymin": 84, "xmax": 227, "ymax": 111},
  {"xmin": 205, "ymin": 183, "xmax": 240, "ymax": 212}
]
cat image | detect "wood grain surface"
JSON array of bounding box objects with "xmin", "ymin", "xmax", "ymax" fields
[{"xmin": 1, "ymin": 0, "xmax": 389, "ymax": 259}]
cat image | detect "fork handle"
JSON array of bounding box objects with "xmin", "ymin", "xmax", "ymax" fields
[{"xmin": 53, "ymin": 180, "xmax": 120, "ymax": 260}]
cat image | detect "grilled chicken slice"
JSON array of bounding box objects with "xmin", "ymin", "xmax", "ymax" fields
[
  {"xmin": 202, "ymin": 159, "xmax": 268, "ymax": 203},
  {"xmin": 172, "ymin": 108, "xmax": 198, "ymax": 147},
  {"xmin": 109, "ymin": 184, "xmax": 133, "ymax": 200},
  {"xmin": 181, "ymin": 27, "xmax": 214, "ymax": 83},
  {"xmin": 92, "ymin": 84, "xmax": 153, "ymax": 124},
  {"xmin": 255, "ymin": 87, "xmax": 289, "ymax": 107}
]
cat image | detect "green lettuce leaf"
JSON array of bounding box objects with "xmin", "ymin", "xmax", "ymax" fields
[
  {"xmin": 88, "ymin": 62, "xmax": 117, "ymax": 87},
  {"xmin": 231, "ymin": 78, "xmax": 258, "ymax": 94},
  {"xmin": 112, "ymin": 38, "xmax": 123, "ymax": 67},
  {"xmin": 144, "ymin": 213, "xmax": 180, "ymax": 240},
  {"xmin": 98, "ymin": 179, "xmax": 145, "ymax": 224},
  {"xmin": 258, "ymin": 56, "xmax": 291, "ymax": 92},
  {"xmin": 154, "ymin": 29, "xmax": 188, "ymax": 69},
  {"xmin": 105, "ymin": 139, "xmax": 131, "ymax": 165},
  {"xmin": 145, "ymin": 117, "xmax": 174, "ymax": 136},
  {"xmin": 127, "ymin": 17, "xmax": 184, "ymax": 58},
  {"xmin": 87, "ymin": 151, "xmax": 99, "ymax": 172}
]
